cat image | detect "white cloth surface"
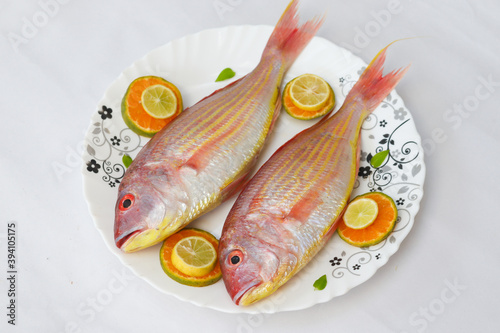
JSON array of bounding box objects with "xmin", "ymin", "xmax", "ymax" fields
[{"xmin": 1, "ymin": 0, "xmax": 499, "ymax": 332}]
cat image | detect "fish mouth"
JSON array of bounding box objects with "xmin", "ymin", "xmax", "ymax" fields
[
  {"xmin": 115, "ymin": 226, "xmax": 163, "ymax": 252},
  {"xmin": 233, "ymin": 280, "xmax": 261, "ymax": 306},
  {"xmin": 115, "ymin": 226, "xmax": 144, "ymax": 251}
]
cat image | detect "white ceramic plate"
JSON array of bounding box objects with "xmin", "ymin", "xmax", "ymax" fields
[{"xmin": 82, "ymin": 25, "xmax": 425, "ymax": 314}]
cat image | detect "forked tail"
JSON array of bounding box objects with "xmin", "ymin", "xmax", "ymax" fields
[
  {"xmin": 346, "ymin": 41, "xmax": 410, "ymax": 118},
  {"xmin": 263, "ymin": 0, "xmax": 324, "ymax": 70}
]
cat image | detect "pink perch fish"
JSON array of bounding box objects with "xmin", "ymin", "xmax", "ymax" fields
[
  {"xmin": 219, "ymin": 44, "xmax": 409, "ymax": 306},
  {"xmin": 114, "ymin": 0, "xmax": 323, "ymax": 252}
]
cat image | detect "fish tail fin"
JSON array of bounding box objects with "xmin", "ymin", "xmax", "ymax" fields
[
  {"xmin": 263, "ymin": 0, "xmax": 324, "ymax": 70},
  {"xmin": 346, "ymin": 41, "xmax": 410, "ymax": 118}
]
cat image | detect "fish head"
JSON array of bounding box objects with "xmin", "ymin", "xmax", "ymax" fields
[
  {"xmin": 219, "ymin": 213, "xmax": 294, "ymax": 306},
  {"xmin": 113, "ymin": 182, "xmax": 166, "ymax": 252},
  {"xmin": 114, "ymin": 169, "xmax": 183, "ymax": 252}
]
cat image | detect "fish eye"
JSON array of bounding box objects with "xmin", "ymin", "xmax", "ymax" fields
[
  {"xmin": 119, "ymin": 194, "xmax": 135, "ymax": 211},
  {"xmin": 227, "ymin": 250, "xmax": 243, "ymax": 267}
]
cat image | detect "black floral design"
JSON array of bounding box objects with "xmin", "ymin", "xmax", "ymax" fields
[
  {"xmin": 85, "ymin": 105, "xmax": 145, "ymax": 187},
  {"xmin": 110, "ymin": 136, "xmax": 121, "ymax": 146},
  {"xmin": 86, "ymin": 159, "xmax": 101, "ymax": 173},
  {"xmin": 370, "ymin": 187, "xmax": 383, "ymax": 192},
  {"xmin": 329, "ymin": 257, "xmax": 342, "ymax": 266},
  {"xmin": 396, "ymin": 198, "xmax": 405, "ymax": 206},
  {"xmin": 358, "ymin": 166, "xmax": 372, "ymax": 178},
  {"xmin": 98, "ymin": 105, "xmax": 113, "ymax": 120},
  {"xmin": 375, "ymin": 253, "xmax": 381, "ymax": 260},
  {"xmin": 379, "ymin": 120, "xmax": 387, "ymax": 127},
  {"xmin": 360, "ymin": 119, "xmax": 420, "ymax": 191},
  {"xmin": 353, "ymin": 264, "xmax": 361, "ymax": 270}
]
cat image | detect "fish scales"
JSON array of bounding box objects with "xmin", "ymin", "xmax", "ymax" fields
[{"xmin": 219, "ymin": 43, "xmax": 409, "ymax": 306}]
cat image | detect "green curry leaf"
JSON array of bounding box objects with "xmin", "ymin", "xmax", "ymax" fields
[
  {"xmin": 215, "ymin": 68, "xmax": 236, "ymax": 82},
  {"xmin": 370, "ymin": 150, "xmax": 389, "ymax": 168},
  {"xmin": 313, "ymin": 274, "xmax": 327, "ymax": 291},
  {"xmin": 122, "ymin": 154, "xmax": 133, "ymax": 168}
]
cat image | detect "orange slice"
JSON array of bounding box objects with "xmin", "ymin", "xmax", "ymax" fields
[
  {"xmin": 337, "ymin": 192, "xmax": 398, "ymax": 247},
  {"xmin": 121, "ymin": 76, "xmax": 183, "ymax": 137},
  {"xmin": 283, "ymin": 75, "xmax": 335, "ymax": 120},
  {"xmin": 160, "ymin": 228, "xmax": 222, "ymax": 287}
]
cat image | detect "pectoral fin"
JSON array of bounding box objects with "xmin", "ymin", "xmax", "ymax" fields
[{"xmin": 286, "ymin": 189, "xmax": 323, "ymax": 223}]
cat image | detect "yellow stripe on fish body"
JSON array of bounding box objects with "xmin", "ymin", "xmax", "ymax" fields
[
  {"xmin": 181, "ymin": 72, "xmax": 265, "ymax": 142},
  {"xmin": 211, "ymin": 65, "xmax": 282, "ymax": 158},
  {"xmin": 179, "ymin": 61, "xmax": 281, "ymax": 156},
  {"xmin": 253, "ymin": 108, "xmax": 352, "ymax": 196},
  {"xmin": 251, "ymin": 110, "xmax": 355, "ymax": 217},
  {"xmin": 176, "ymin": 85, "xmax": 254, "ymax": 154},
  {"xmin": 220, "ymin": 83, "xmax": 282, "ymax": 191}
]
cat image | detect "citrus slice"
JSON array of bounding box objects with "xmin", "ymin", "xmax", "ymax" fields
[
  {"xmin": 289, "ymin": 74, "xmax": 331, "ymax": 111},
  {"xmin": 160, "ymin": 228, "xmax": 222, "ymax": 287},
  {"xmin": 141, "ymin": 84, "xmax": 178, "ymax": 119},
  {"xmin": 122, "ymin": 76, "xmax": 183, "ymax": 138},
  {"xmin": 283, "ymin": 75, "xmax": 335, "ymax": 120},
  {"xmin": 338, "ymin": 192, "xmax": 398, "ymax": 247},
  {"xmin": 343, "ymin": 197, "xmax": 379, "ymax": 229},
  {"xmin": 171, "ymin": 236, "xmax": 217, "ymax": 277}
]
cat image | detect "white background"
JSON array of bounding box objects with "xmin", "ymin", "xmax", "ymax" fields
[{"xmin": 1, "ymin": 0, "xmax": 499, "ymax": 332}]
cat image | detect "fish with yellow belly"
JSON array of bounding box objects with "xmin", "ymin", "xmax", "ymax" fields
[{"xmin": 218, "ymin": 43, "xmax": 409, "ymax": 306}]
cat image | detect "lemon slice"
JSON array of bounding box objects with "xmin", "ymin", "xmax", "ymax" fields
[
  {"xmin": 141, "ymin": 84, "xmax": 178, "ymax": 119},
  {"xmin": 283, "ymin": 75, "xmax": 335, "ymax": 120},
  {"xmin": 343, "ymin": 197, "xmax": 379, "ymax": 229},
  {"xmin": 289, "ymin": 74, "xmax": 331, "ymax": 111},
  {"xmin": 171, "ymin": 236, "xmax": 217, "ymax": 277}
]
